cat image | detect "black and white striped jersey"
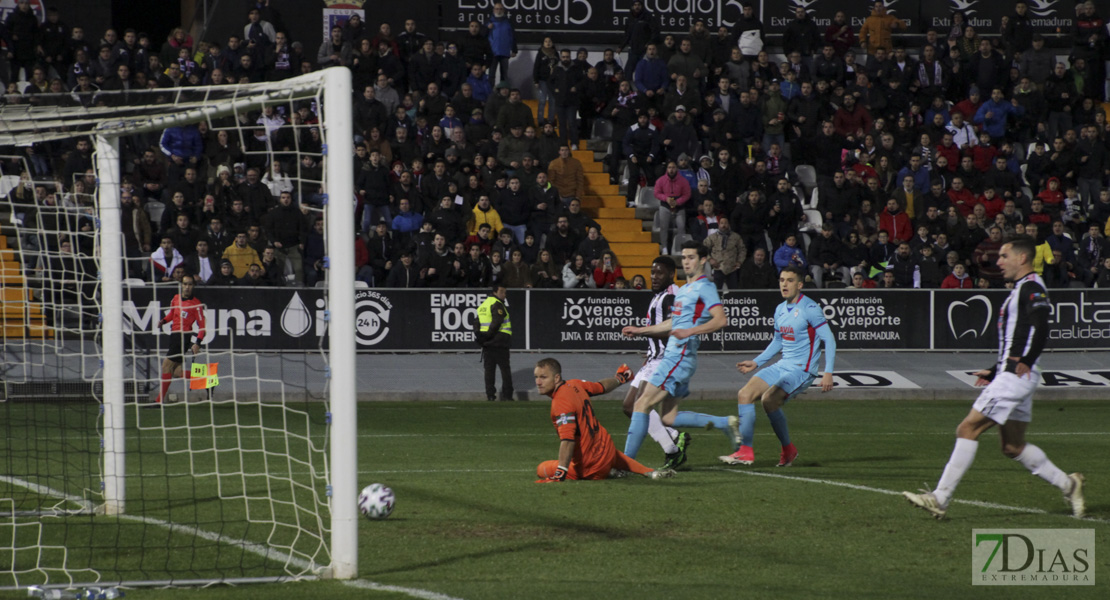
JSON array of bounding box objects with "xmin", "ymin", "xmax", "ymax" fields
[
  {"xmin": 645, "ymin": 284, "xmax": 678, "ymax": 360},
  {"xmin": 995, "ymin": 273, "xmax": 1050, "ymax": 374}
]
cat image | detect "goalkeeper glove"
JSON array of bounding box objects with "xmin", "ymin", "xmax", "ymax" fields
[
  {"xmin": 536, "ymin": 466, "xmax": 568, "ymax": 483},
  {"xmin": 615, "ymin": 364, "xmax": 633, "ymax": 384}
]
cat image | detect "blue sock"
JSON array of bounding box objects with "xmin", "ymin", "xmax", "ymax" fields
[
  {"xmin": 624, "ymin": 411, "xmax": 649, "ymax": 458},
  {"xmin": 673, "ymin": 411, "xmax": 732, "ymax": 442},
  {"xmin": 738, "ymin": 404, "xmax": 756, "ymax": 447},
  {"xmin": 767, "ymin": 409, "xmax": 791, "ymax": 447}
]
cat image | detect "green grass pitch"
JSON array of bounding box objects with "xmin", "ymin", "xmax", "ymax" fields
[{"xmin": 1, "ymin": 398, "xmax": 1107, "ymax": 599}]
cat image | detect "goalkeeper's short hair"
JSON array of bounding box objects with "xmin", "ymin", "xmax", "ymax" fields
[{"xmin": 536, "ymin": 358, "xmax": 562, "ymax": 375}]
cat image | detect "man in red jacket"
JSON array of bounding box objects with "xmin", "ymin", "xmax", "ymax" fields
[{"xmin": 879, "ymin": 198, "xmax": 912, "ymax": 244}]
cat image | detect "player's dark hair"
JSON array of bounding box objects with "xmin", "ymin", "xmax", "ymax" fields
[
  {"xmin": 781, "ymin": 265, "xmax": 806, "ymax": 281},
  {"xmin": 536, "ymin": 358, "xmax": 562, "ymax": 375},
  {"xmin": 652, "ymin": 255, "xmax": 676, "ymax": 273},
  {"xmin": 681, "ymin": 239, "xmax": 707, "ymax": 258},
  {"xmin": 1006, "ymin": 234, "xmax": 1036, "ymax": 263}
]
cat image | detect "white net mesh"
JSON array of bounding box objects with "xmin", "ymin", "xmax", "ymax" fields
[{"xmin": 0, "ymin": 69, "xmax": 351, "ymax": 588}]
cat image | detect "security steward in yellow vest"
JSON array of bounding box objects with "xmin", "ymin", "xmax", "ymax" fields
[{"xmin": 477, "ymin": 284, "xmax": 514, "ymax": 401}]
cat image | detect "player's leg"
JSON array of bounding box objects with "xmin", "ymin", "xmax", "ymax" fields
[
  {"xmin": 667, "ymin": 407, "xmax": 737, "ymax": 449},
  {"xmin": 629, "ymin": 360, "xmax": 682, "ymax": 455},
  {"xmin": 1002, "ymin": 415, "xmax": 1086, "ymax": 517},
  {"xmin": 759, "ymin": 385, "xmax": 796, "ymax": 466},
  {"xmin": 611, "ymin": 451, "xmax": 655, "ymax": 476},
  {"xmin": 904, "ymin": 408, "xmax": 995, "ymax": 519},
  {"xmin": 624, "ymin": 382, "xmax": 669, "ymax": 458},
  {"xmin": 536, "ymin": 460, "xmax": 582, "ymax": 480},
  {"xmin": 722, "ymin": 375, "xmax": 771, "ymax": 465}
]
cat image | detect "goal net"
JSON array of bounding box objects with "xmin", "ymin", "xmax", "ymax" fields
[{"xmin": 0, "ymin": 68, "xmax": 357, "ymax": 589}]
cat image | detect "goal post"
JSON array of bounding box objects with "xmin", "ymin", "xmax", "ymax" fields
[{"xmin": 0, "ymin": 67, "xmax": 357, "ymax": 587}]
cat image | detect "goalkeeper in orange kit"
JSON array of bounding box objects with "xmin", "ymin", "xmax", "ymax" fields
[{"xmin": 534, "ymin": 358, "xmax": 675, "ymax": 482}]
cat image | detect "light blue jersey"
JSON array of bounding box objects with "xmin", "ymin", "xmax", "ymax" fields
[
  {"xmin": 753, "ymin": 294, "xmax": 836, "ymax": 375},
  {"xmin": 665, "ymin": 275, "xmax": 722, "ymax": 355}
]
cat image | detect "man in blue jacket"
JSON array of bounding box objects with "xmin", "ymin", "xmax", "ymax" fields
[
  {"xmin": 974, "ymin": 87, "xmax": 1024, "ymax": 142},
  {"xmin": 486, "ymin": 3, "xmax": 517, "ymax": 85},
  {"xmin": 633, "ymin": 43, "xmax": 667, "ymax": 113}
]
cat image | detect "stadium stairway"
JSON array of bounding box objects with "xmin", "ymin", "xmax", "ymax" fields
[
  {"xmin": 0, "ymin": 231, "xmax": 51, "ymax": 340},
  {"xmin": 524, "ymin": 100, "xmax": 656, "ymax": 283}
]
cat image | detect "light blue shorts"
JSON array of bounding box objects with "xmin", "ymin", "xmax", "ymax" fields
[
  {"xmin": 755, "ymin": 362, "xmax": 817, "ymax": 403},
  {"xmin": 647, "ymin": 345, "xmax": 697, "ymax": 399}
]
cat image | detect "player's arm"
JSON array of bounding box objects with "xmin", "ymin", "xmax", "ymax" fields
[
  {"xmin": 623, "ymin": 317, "xmax": 672, "ymax": 338},
  {"xmin": 1009, "ymin": 287, "xmax": 1050, "ymax": 377},
  {"xmin": 585, "ymin": 366, "xmax": 632, "ymax": 395},
  {"xmin": 673, "ymin": 304, "xmax": 725, "ymax": 340},
  {"xmin": 814, "ymin": 320, "xmax": 837, "ymax": 392},
  {"xmin": 739, "ymin": 329, "xmax": 783, "ymax": 373},
  {"xmin": 537, "ymin": 440, "xmax": 576, "ymax": 483},
  {"xmin": 809, "ymin": 304, "xmax": 837, "ymax": 392}
]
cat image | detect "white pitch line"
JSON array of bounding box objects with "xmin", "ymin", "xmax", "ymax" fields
[
  {"xmin": 1, "ymin": 478, "xmax": 467, "ymax": 600},
  {"xmin": 342, "ymin": 578, "xmax": 465, "ymax": 600},
  {"xmin": 710, "ymin": 468, "xmax": 1109, "ymax": 524}
]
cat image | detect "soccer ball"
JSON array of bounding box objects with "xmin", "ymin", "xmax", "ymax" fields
[{"xmin": 358, "ymin": 483, "xmax": 395, "ymax": 520}]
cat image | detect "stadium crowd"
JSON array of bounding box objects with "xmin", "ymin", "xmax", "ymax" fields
[{"xmin": 4, "ymin": 0, "xmax": 1110, "ymax": 294}]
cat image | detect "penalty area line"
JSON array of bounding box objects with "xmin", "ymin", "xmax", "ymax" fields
[{"xmin": 709, "ymin": 468, "xmax": 1109, "ymax": 524}]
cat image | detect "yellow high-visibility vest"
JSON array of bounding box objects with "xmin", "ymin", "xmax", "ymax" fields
[{"xmin": 477, "ymin": 296, "xmax": 511, "ymax": 335}]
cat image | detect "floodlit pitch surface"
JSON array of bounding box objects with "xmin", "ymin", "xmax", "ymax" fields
[{"xmin": 2, "ymin": 399, "xmax": 1107, "ymax": 599}]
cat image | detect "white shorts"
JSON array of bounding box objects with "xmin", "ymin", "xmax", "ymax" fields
[
  {"xmin": 972, "ymin": 371, "xmax": 1035, "ymax": 424},
  {"xmin": 631, "ymin": 357, "xmax": 661, "ymax": 389}
]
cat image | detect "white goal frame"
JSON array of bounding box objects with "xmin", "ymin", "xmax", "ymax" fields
[{"xmin": 6, "ymin": 67, "xmax": 357, "ymax": 582}]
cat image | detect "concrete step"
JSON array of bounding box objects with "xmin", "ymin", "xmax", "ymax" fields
[
  {"xmin": 605, "ymin": 231, "xmax": 653, "ymax": 243},
  {"xmin": 596, "ymin": 218, "xmax": 643, "ymax": 233},
  {"xmin": 580, "ymin": 196, "xmax": 626, "ymax": 209},
  {"xmin": 597, "ymin": 207, "xmax": 635, "ymax": 219},
  {"xmin": 610, "ymin": 242, "xmax": 660, "ymax": 258}
]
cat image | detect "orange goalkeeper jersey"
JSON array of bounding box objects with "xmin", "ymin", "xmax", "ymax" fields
[{"xmin": 549, "ymin": 379, "xmax": 615, "ymax": 477}]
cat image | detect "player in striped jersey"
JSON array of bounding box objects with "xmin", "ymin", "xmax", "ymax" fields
[
  {"xmin": 721, "ymin": 266, "xmax": 836, "ymax": 467},
  {"xmin": 904, "ymin": 236, "xmax": 1085, "ymax": 519},
  {"xmin": 621, "ymin": 256, "xmax": 691, "ymax": 470},
  {"xmin": 620, "ymin": 241, "xmax": 740, "ymax": 461}
]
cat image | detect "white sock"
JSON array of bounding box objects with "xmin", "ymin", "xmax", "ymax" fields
[
  {"xmin": 1014, "ymin": 443, "xmax": 1070, "ymax": 492},
  {"xmin": 935, "ymin": 438, "xmax": 978, "ymax": 507},
  {"xmin": 648, "ymin": 411, "xmax": 678, "ymax": 454}
]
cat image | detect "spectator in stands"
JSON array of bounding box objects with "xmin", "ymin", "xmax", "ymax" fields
[
  {"xmin": 577, "ymin": 225, "xmax": 608, "ymax": 268},
  {"xmin": 150, "ymin": 236, "xmax": 183, "ymax": 283},
  {"xmin": 704, "ymin": 216, "xmax": 745, "ymax": 289},
  {"xmin": 808, "ymin": 223, "xmax": 851, "ymax": 288},
  {"xmin": 486, "ymin": 3, "xmax": 517, "ymax": 85},
  {"xmin": 623, "ymin": 112, "xmax": 659, "ymax": 208},
  {"xmin": 654, "ymin": 160, "xmax": 690, "ymax": 254},
  {"xmin": 223, "ymin": 231, "xmax": 260, "ymax": 278},
  {"xmin": 184, "ymin": 238, "xmax": 219, "ymax": 284},
  {"xmin": 738, "ymin": 246, "xmax": 777, "ymax": 288},
  {"xmin": 592, "ymin": 250, "xmax": 623, "ymax": 289},
  {"xmin": 859, "ymin": 2, "xmax": 906, "ymax": 55}
]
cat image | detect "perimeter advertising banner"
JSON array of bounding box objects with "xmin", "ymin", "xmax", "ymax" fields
[
  {"xmin": 124, "ymin": 286, "xmax": 954, "ymax": 352},
  {"xmin": 933, "ymin": 289, "xmax": 1110, "ymax": 350}
]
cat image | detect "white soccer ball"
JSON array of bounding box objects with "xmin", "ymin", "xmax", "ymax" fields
[{"xmin": 358, "ymin": 483, "xmax": 395, "ymax": 520}]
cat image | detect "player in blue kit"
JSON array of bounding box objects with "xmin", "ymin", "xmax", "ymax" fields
[
  {"xmin": 620, "ymin": 241, "xmax": 740, "ymax": 460},
  {"xmin": 721, "ymin": 266, "xmax": 836, "ymax": 467}
]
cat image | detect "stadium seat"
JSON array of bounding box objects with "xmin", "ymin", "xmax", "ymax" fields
[
  {"xmin": 0, "ymin": 175, "xmax": 20, "ymax": 197},
  {"xmin": 825, "ymin": 280, "xmax": 849, "ymax": 289},
  {"xmin": 123, "ymin": 278, "xmax": 145, "ymax": 287},
  {"xmin": 670, "ymin": 232, "xmax": 691, "ymax": 254},
  {"xmin": 803, "ymin": 209, "xmax": 823, "ymax": 231},
  {"xmin": 636, "ymin": 186, "xmax": 657, "ymax": 209},
  {"xmin": 592, "ymin": 119, "xmax": 612, "ymax": 140},
  {"xmin": 354, "ymin": 281, "xmax": 368, "ymax": 288},
  {"xmin": 144, "ymin": 200, "xmax": 165, "ymax": 225},
  {"xmin": 806, "ymin": 187, "xmax": 820, "ymax": 210},
  {"xmin": 795, "ymin": 165, "xmax": 817, "ymax": 195}
]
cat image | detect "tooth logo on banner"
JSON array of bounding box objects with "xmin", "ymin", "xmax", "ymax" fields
[
  {"xmin": 280, "ymin": 292, "xmax": 312, "ymax": 337},
  {"xmin": 947, "ymin": 295, "xmax": 993, "ymax": 339}
]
